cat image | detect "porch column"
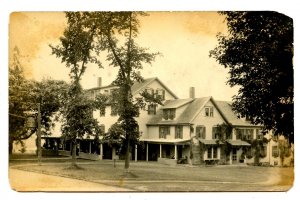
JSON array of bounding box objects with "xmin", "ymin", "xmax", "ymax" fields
[
  {"xmin": 135, "ymin": 145, "xmax": 138, "ymax": 162},
  {"xmin": 89, "ymin": 140, "xmax": 91, "ymax": 154},
  {"xmin": 99, "ymin": 143, "xmax": 103, "ymax": 160},
  {"xmin": 159, "ymin": 144, "xmax": 162, "ymax": 158},
  {"xmin": 146, "ymin": 143, "xmax": 149, "ymax": 162},
  {"xmin": 174, "ymin": 144, "xmax": 178, "ymax": 160}
]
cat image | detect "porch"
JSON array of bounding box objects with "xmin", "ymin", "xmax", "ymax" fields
[{"xmin": 140, "ymin": 139, "xmax": 191, "ymax": 165}]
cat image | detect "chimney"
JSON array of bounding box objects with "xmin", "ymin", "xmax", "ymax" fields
[
  {"xmin": 97, "ymin": 77, "xmax": 102, "ymax": 87},
  {"xmin": 189, "ymin": 87, "xmax": 195, "ymax": 98}
]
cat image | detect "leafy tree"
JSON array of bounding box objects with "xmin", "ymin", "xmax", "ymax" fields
[
  {"xmin": 9, "ymin": 47, "xmax": 33, "ymax": 154},
  {"xmin": 50, "ymin": 12, "xmax": 103, "ymax": 167},
  {"xmin": 210, "ymin": 12, "xmax": 294, "ymax": 143},
  {"xmin": 247, "ymin": 138, "xmax": 268, "ymax": 165},
  {"xmin": 215, "ymin": 123, "xmax": 233, "ymax": 164},
  {"xmin": 277, "ymin": 137, "xmax": 291, "ymax": 166},
  {"xmin": 9, "ymin": 47, "xmax": 70, "ymax": 154},
  {"xmin": 75, "ymin": 12, "xmax": 160, "ymax": 171},
  {"xmin": 215, "ymin": 123, "xmax": 233, "ymax": 141}
]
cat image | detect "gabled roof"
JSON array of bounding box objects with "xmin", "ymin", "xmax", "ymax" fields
[
  {"xmin": 131, "ymin": 77, "xmax": 178, "ymax": 99},
  {"xmin": 86, "ymin": 77, "xmax": 178, "ymax": 99},
  {"xmin": 147, "ymin": 96, "xmax": 261, "ymax": 127},
  {"xmin": 147, "ymin": 97, "xmax": 210, "ymax": 125},
  {"xmin": 214, "ymin": 100, "xmax": 259, "ymax": 127},
  {"xmin": 177, "ymin": 97, "xmax": 211, "ymax": 123}
]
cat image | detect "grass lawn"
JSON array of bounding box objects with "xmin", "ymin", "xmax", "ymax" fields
[{"xmin": 10, "ymin": 159, "xmax": 294, "ymax": 192}]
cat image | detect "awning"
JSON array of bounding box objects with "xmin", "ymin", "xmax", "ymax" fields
[
  {"xmin": 140, "ymin": 138, "xmax": 191, "ymax": 144},
  {"xmin": 227, "ymin": 140, "xmax": 251, "ymax": 146},
  {"xmin": 199, "ymin": 139, "xmax": 223, "ymax": 145}
]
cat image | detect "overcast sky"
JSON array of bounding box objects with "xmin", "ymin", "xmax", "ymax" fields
[{"xmin": 10, "ymin": 11, "xmax": 239, "ymax": 101}]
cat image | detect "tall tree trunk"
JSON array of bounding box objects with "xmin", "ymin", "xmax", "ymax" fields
[
  {"xmin": 124, "ymin": 136, "xmax": 130, "ymax": 171},
  {"xmin": 72, "ymin": 139, "xmax": 77, "ymax": 166},
  {"xmin": 254, "ymin": 148, "xmax": 260, "ymax": 165},
  {"xmin": 9, "ymin": 139, "xmax": 13, "ymax": 155}
]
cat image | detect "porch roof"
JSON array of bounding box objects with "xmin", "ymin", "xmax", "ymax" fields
[
  {"xmin": 227, "ymin": 140, "xmax": 251, "ymax": 146},
  {"xmin": 140, "ymin": 138, "xmax": 190, "ymax": 144},
  {"xmin": 199, "ymin": 139, "xmax": 222, "ymax": 145}
]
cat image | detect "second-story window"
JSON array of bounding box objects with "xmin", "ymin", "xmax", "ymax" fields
[
  {"xmin": 256, "ymin": 129, "xmax": 264, "ymax": 140},
  {"xmin": 111, "ymin": 104, "xmax": 118, "ymax": 116},
  {"xmin": 159, "ymin": 126, "xmax": 170, "ymax": 139},
  {"xmin": 100, "ymin": 107, "xmax": 105, "ymax": 117},
  {"xmin": 175, "ymin": 126, "xmax": 183, "ymax": 139},
  {"xmin": 100, "ymin": 124, "xmax": 105, "ymax": 134},
  {"xmin": 156, "ymin": 89, "xmax": 165, "ymax": 100},
  {"xmin": 236, "ymin": 129, "xmax": 254, "ymax": 140},
  {"xmin": 212, "ymin": 127, "xmax": 219, "ymax": 139},
  {"xmin": 148, "ymin": 104, "xmax": 156, "ymax": 115},
  {"xmin": 145, "ymin": 88, "xmax": 154, "ymax": 96},
  {"xmin": 205, "ymin": 106, "xmax": 214, "ymax": 117},
  {"xmin": 196, "ymin": 126, "xmax": 206, "ymax": 139},
  {"xmin": 163, "ymin": 109, "xmax": 176, "ymax": 120}
]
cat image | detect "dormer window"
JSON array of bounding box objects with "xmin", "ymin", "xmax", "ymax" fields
[
  {"xmin": 156, "ymin": 89, "xmax": 165, "ymax": 100},
  {"xmin": 145, "ymin": 88, "xmax": 154, "ymax": 96},
  {"xmin": 205, "ymin": 106, "xmax": 214, "ymax": 117},
  {"xmin": 163, "ymin": 109, "xmax": 176, "ymax": 120}
]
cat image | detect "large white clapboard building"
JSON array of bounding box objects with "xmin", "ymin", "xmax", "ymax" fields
[{"xmin": 12, "ymin": 77, "xmax": 293, "ymax": 166}]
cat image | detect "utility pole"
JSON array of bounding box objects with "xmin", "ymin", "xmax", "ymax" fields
[{"xmin": 37, "ymin": 103, "xmax": 42, "ymax": 164}]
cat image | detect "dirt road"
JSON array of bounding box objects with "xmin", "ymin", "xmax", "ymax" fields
[{"xmin": 9, "ymin": 168, "xmax": 133, "ymax": 192}]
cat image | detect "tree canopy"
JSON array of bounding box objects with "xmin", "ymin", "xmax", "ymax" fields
[
  {"xmin": 9, "ymin": 47, "xmax": 70, "ymax": 154},
  {"xmin": 85, "ymin": 12, "xmax": 160, "ymax": 170},
  {"xmin": 53, "ymin": 12, "xmax": 161, "ymax": 170},
  {"xmin": 210, "ymin": 11, "xmax": 294, "ymax": 143},
  {"xmin": 50, "ymin": 12, "xmax": 104, "ymax": 166}
]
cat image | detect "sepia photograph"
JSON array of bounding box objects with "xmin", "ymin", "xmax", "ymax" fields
[{"xmin": 8, "ymin": 10, "xmax": 294, "ymax": 192}]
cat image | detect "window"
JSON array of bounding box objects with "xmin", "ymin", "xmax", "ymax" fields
[
  {"xmin": 100, "ymin": 124, "xmax": 105, "ymax": 133},
  {"xmin": 175, "ymin": 126, "xmax": 183, "ymax": 139},
  {"xmin": 100, "ymin": 107, "xmax": 105, "ymax": 117},
  {"xmin": 205, "ymin": 107, "xmax": 214, "ymax": 117},
  {"xmin": 213, "ymin": 146, "xmax": 218, "ymax": 159},
  {"xmin": 262, "ymin": 145, "xmax": 267, "ymax": 157},
  {"xmin": 159, "ymin": 126, "xmax": 170, "ymax": 139},
  {"xmin": 256, "ymin": 129, "xmax": 264, "ymax": 140},
  {"xmin": 145, "ymin": 88, "xmax": 154, "ymax": 95},
  {"xmin": 156, "ymin": 89, "xmax": 165, "ymax": 100},
  {"xmin": 212, "ymin": 127, "xmax": 218, "ymax": 139},
  {"xmin": 111, "ymin": 104, "xmax": 118, "ymax": 116},
  {"xmin": 272, "ymin": 146, "xmax": 279, "ymax": 157},
  {"xmin": 148, "ymin": 104, "xmax": 156, "ymax": 115},
  {"xmin": 207, "ymin": 146, "xmax": 218, "ymax": 159},
  {"xmin": 236, "ymin": 129, "xmax": 254, "ymax": 140},
  {"xmin": 196, "ymin": 126, "xmax": 206, "ymax": 139},
  {"xmin": 245, "ymin": 129, "xmax": 254, "ymax": 140},
  {"xmin": 163, "ymin": 109, "xmax": 176, "ymax": 120},
  {"xmin": 207, "ymin": 148, "xmax": 212, "ymax": 159}
]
